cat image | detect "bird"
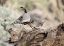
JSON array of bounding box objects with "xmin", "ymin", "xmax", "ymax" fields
[
  {"xmin": 12, "ymin": 7, "xmax": 31, "ymax": 25},
  {"xmin": 30, "ymin": 14, "xmax": 44, "ymax": 28},
  {"xmin": 12, "ymin": 7, "xmax": 44, "ymax": 28}
]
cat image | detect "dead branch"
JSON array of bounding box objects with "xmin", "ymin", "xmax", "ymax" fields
[{"xmin": 8, "ymin": 23, "xmax": 64, "ymax": 46}]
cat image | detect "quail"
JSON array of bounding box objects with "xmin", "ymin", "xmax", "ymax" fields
[
  {"xmin": 12, "ymin": 7, "xmax": 44, "ymax": 28},
  {"xmin": 30, "ymin": 14, "xmax": 44, "ymax": 28},
  {"xmin": 12, "ymin": 7, "xmax": 31, "ymax": 25}
]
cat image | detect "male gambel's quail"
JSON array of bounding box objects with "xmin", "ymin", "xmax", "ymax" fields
[
  {"xmin": 12, "ymin": 7, "xmax": 31, "ymax": 25},
  {"xmin": 12, "ymin": 7, "xmax": 44, "ymax": 27}
]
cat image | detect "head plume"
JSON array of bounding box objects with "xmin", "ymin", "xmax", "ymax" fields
[{"xmin": 20, "ymin": 7, "xmax": 27, "ymax": 13}]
